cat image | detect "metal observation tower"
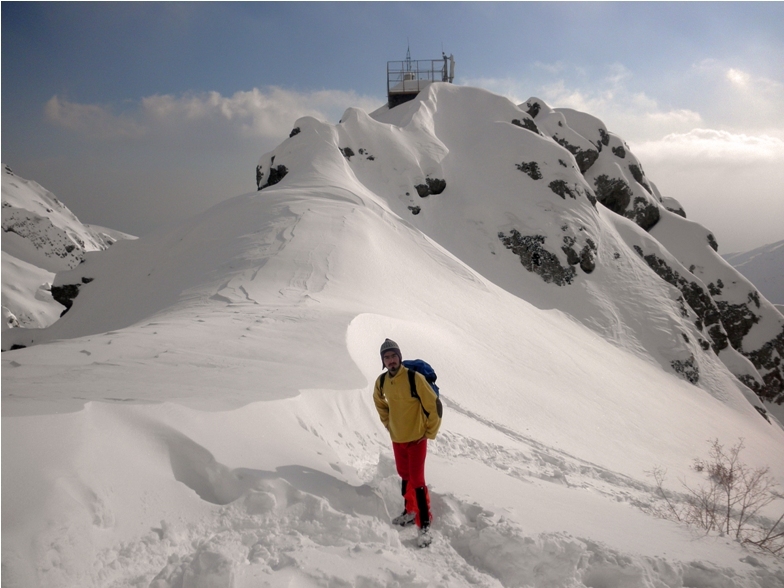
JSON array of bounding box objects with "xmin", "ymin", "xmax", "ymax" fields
[{"xmin": 386, "ymin": 46, "xmax": 455, "ymax": 108}]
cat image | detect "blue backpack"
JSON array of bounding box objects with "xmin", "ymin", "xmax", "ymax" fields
[{"xmin": 380, "ymin": 359, "xmax": 443, "ymax": 419}]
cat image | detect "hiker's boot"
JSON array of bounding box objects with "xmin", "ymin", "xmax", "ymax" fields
[
  {"xmin": 417, "ymin": 524, "xmax": 432, "ymax": 548},
  {"xmin": 391, "ymin": 510, "xmax": 416, "ymax": 526}
]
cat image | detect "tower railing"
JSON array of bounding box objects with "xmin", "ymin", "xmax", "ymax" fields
[{"xmin": 386, "ymin": 56, "xmax": 454, "ymax": 107}]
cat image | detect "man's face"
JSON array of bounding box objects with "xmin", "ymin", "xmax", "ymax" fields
[{"xmin": 382, "ymin": 350, "xmax": 400, "ymax": 374}]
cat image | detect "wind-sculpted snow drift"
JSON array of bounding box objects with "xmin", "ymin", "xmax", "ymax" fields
[{"xmin": 3, "ymin": 85, "xmax": 784, "ymax": 586}]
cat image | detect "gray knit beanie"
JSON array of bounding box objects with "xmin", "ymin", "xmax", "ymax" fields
[{"xmin": 380, "ymin": 338, "xmax": 402, "ymax": 365}]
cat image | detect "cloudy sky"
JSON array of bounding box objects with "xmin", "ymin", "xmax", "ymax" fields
[{"xmin": 3, "ymin": 2, "xmax": 783, "ymax": 253}]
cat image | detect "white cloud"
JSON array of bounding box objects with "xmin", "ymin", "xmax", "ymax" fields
[
  {"xmin": 46, "ymin": 88, "xmax": 384, "ymax": 141},
  {"xmin": 726, "ymin": 68, "xmax": 750, "ymax": 87},
  {"xmin": 45, "ymin": 96, "xmax": 147, "ymax": 139},
  {"xmin": 633, "ymin": 129, "xmax": 784, "ymax": 252},
  {"xmin": 632, "ymin": 129, "xmax": 784, "ymax": 166},
  {"xmin": 461, "ymin": 73, "xmax": 704, "ymax": 142}
]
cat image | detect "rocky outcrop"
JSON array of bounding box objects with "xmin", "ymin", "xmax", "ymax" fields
[
  {"xmin": 592, "ymin": 175, "xmax": 660, "ymax": 231},
  {"xmin": 553, "ymin": 137, "xmax": 599, "ymax": 174},
  {"xmin": 516, "ymin": 162, "xmax": 543, "ymax": 181},
  {"xmin": 511, "ymin": 118, "xmax": 539, "ymax": 134},
  {"xmin": 499, "ymin": 227, "xmax": 597, "ymax": 286},
  {"xmin": 50, "ymin": 277, "xmax": 93, "ymax": 316},
  {"xmin": 415, "ymin": 178, "xmax": 446, "ymax": 198},
  {"xmin": 745, "ymin": 329, "xmax": 784, "ymax": 403},
  {"xmin": 499, "ymin": 231, "xmax": 576, "ymax": 286},
  {"xmin": 671, "ymin": 355, "xmax": 700, "ymax": 385},
  {"xmin": 633, "ymin": 246, "xmax": 728, "ymax": 353}
]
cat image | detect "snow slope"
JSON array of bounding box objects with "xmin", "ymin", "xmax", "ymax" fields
[
  {"xmin": 3, "ymin": 86, "xmax": 784, "ymax": 587},
  {"xmin": 724, "ymin": 241, "xmax": 784, "ymax": 308},
  {"xmin": 1, "ymin": 164, "xmax": 135, "ymax": 330}
]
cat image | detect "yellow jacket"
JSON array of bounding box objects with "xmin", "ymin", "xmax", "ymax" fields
[{"xmin": 373, "ymin": 366, "xmax": 441, "ymax": 443}]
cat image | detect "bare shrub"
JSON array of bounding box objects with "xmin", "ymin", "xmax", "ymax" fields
[{"xmin": 649, "ymin": 439, "xmax": 783, "ymax": 556}]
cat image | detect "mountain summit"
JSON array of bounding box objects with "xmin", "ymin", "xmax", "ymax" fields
[{"xmin": 256, "ymin": 83, "xmax": 784, "ymax": 409}]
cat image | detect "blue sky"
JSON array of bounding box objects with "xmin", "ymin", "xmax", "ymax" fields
[{"xmin": 3, "ymin": 2, "xmax": 784, "ymax": 251}]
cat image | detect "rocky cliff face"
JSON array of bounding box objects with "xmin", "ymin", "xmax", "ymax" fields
[{"xmin": 254, "ymin": 85, "xmax": 784, "ymax": 407}]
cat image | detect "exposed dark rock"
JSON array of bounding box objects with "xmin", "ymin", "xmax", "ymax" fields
[
  {"xmin": 666, "ymin": 206, "xmax": 686, "ymax": 218},
  {"xmin": 526, "ymin": 102, "xmax": 541, "ymax": 118},
  {"xmin": 628, "ymin": 164, "xmax": 652, "ymax": 194},
  {"xmin": 612, "ymin": 145, "xmax": 626, "ymax": 159},
  {"xmin": 259, "ymin": 165, "xmax": 288, "ymax": 190},
  {"xmin": 749, "ymin": 291, "xmax": 761, "ymax": 308},
  {"xmin": 562, "ymin": 235, "xmax": 597, "ymax": 274},
  {"xmin": 745, "ymin": 327, "xmax": 784, "ymax": 403},
  {"xmin": 635, "ymin": 249, "xmax": 727, "ymax": 352},
  {"xmin": 516, "ymin": 161, "xmax": 543, "ymax": 180},
  {"xmin": 558, "ymin": 159, "xmax": 568, "ymax": 168},
  {"xmin": 415, "ymin": 178, "xmax": 446, "ymax": 197},
  {"xmin": 426, "ymin": 178, "xmax": 446, "ymax": 194},
  {"xmin": 498, "ymin": 230, "xmax": 576, "ymax": 286},
  {"xmin": 339, "ymin": 147, "xmax": 355, "ymax": 160},
  {"xmin": 553, "ymin": 137, "xmax": 599, "ymax": 174},
  {"xmin": 512, "ymin": 118, "xmax": 539, "ymax": 134},
  {"xmin": 599, "ymin": 129, "xmax": 610, "ymax": 147},
  {"xmin": 549, "ymin": 180, "xmax": 577, "ymax": 200},
  {"xmin": 671, "ymin": 355, "xmax": 700, "ymax": 385},
  {"xmin": 707, "ymin": 234, "xmax": 719, "ymax": 252},
  {"xmin": 585, "ymin": 188, "xmax": 597, "ymax": 207},
  {"xmin": 754, "ymin": 405, "xmax": 771, "ymax": 423},
  {"xmin": 579, "ymin": 240, "xmax": 597, "ymax": 273},
  {"xmin": 289, "ymin": 127, "xmax": 301, "ymax": 138},
  {"xmin": 716, "ymin": 300, "xmax": 761, "ymax": 351},
  {"xmin": 707, "ymin": 279, "xmax": 724, "ymax": 297},
  {"xmin": 415, "ymin": 184, "xmax": 430, "ymax": 198},
  {"xmin": 408, "ymin": 206, "xmax": 421, "ymax": 215},
  {"xmin": 10, "ymin": 344, "xmax": 26, "ymax": 351},
  {"xmin": 51, "ymin": 283, "xmax": 81, "ymax": 316},
  {"xmin": 593, "ymin": 175, "xmax": 633, "ymax": 218},
  {"xmin": 631, "ymin": 197, "xmax": 660, "ymax": 231}
]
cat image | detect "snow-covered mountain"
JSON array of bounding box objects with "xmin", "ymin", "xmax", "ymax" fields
[
  {"xmin": 3, "ymin": 86, "xmax": 784, "ymax": 587},
  {"xmin": 1, "ymin": 164, "xmax": 135, "ymax": 330},
  {"xmin": 724, "ymin": 241, "xmax": 784, "ymax": 312}
]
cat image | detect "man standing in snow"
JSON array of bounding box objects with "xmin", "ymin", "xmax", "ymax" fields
[{"xmin": 373, "ymin": 338, "xmax": 441, "ymax": 548}]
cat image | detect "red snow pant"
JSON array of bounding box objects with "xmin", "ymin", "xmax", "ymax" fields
[{"xmin": 392, "ymin": 438, "xmax": 431, "ymax": 527}]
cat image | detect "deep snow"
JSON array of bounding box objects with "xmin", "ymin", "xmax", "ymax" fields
[{"xmin": 3, "ymin": 85, "xmax": 784, "ymax": 587}]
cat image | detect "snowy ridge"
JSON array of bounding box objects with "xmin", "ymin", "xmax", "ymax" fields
[
  {"xmin": 1, "ymin": 164, "xmax": 135, "ymax": 329},
  {"xmin": 257, "ymin": 84, "xmax": 783, "ymax": 406},
  {"xmin": 2, "ymin": 87, "xmax": 784, "ymax": 586}
]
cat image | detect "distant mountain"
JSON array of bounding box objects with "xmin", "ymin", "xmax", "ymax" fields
[
  {"xmin": 723, "ymin": 240, "xmax": 784, "ymax": 311},
  {"xmin": 1, "ymin": 164, "xmax": 135, "ymax": 329}
]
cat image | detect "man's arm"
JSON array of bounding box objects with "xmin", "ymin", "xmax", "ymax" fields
[
  {"xmin": 372, "ymin": 377, "xmax": 390, "ymax": 430},
  {"xmin": 414, "ymin": 373, "xmax": 441, "ymax": 439}
]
